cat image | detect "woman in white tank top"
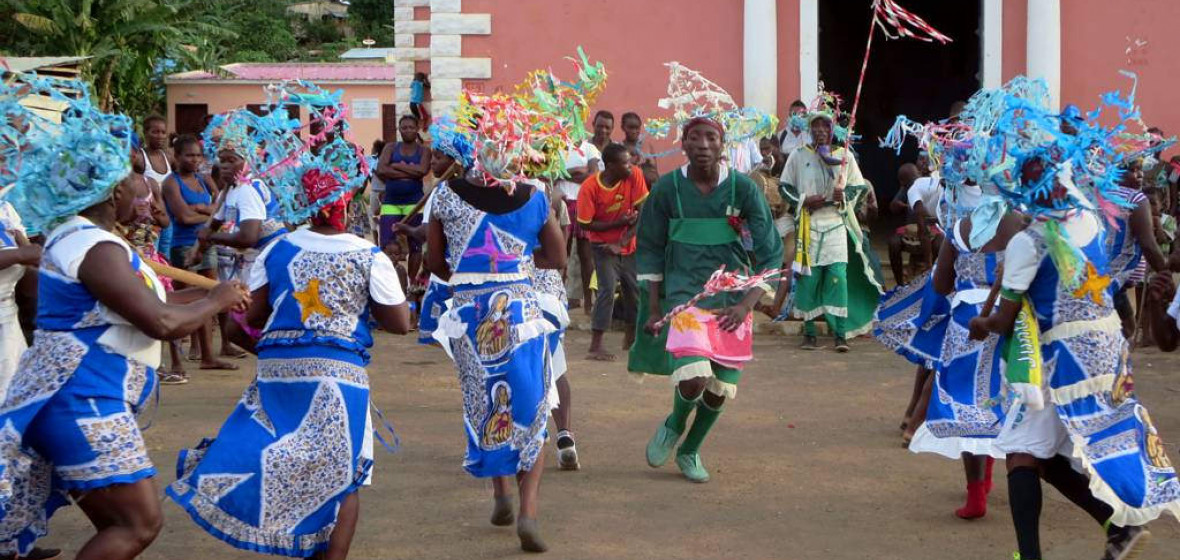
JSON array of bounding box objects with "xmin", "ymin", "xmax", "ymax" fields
[{"xmin": 141, "ymin": 115, "xmax": 173, "ymax": 184}]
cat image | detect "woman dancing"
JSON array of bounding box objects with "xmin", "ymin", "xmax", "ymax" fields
[
  {"xmin": 0, "ymin": 77, "xmax": 248, "ymax": 560},
  {"xmin": 169, "ymin": 102, "xmax": 410, "ymax": 558},
  {"xmin": 426, "ymin": 129, "xmax": 567, "ymax": 551}
]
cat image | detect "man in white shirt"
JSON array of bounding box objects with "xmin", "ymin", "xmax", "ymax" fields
[{"xmin": 557, "ymin": 140, "xmax": 601, "ymax": 314}]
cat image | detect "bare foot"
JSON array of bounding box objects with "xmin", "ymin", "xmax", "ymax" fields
[
  {"xmin": 517, "ymin": 517, "xmax": 548, "ymax": 553},
  {"xmin": 200, "ymin": 360, "xmax": 239, "ymax": 371},
  {"xmin": 901, "ymin": 429, "xmax": 914, "ymax": 448},
  {"xmin": 220, "ymin": 344, "xmax": 248, "ymax": 359},
  {"xmin": 491, "ymin": 496, "xmax": 514, "ymax": 526},
  {"xmin": 585, "ymin": 350, "xmax": 616, "ymax": 362}
]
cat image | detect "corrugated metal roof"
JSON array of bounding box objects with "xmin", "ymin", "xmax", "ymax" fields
[
  {"xmin": 0, "ymin": 56, "xmax": 89, "ymax": 73},
  {"xmin": 167, "ymin": 62, "xmax": 394, "ymax": 82}
]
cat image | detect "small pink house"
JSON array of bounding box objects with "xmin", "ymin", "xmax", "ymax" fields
[{"xmin": 165, "ymin": 62, "xmax": 397, "ymax": 147}]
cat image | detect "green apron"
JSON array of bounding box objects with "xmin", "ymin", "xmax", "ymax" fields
[{"xmin": 628, "ymin": 172, "xmax": 746, "ymax": 376}]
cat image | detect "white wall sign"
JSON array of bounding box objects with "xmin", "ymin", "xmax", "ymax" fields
[{"xmin": 352, "ymin": 99, "xmax": 380, "ymax": 119}]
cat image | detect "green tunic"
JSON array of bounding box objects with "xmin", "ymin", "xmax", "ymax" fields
[{"xmin": 627, "ymin": 168, "xmax": 783, "ymax": 377}]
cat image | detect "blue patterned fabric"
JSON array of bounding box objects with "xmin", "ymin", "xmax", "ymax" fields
[
  {"xmin": 0, "ymin": 219, "xmax": 164, "ymax": 556},
  {"xmin": 168, "ymin": 234, "xmax": 387, "ymax": 557},
  {"xmin": 430, "ymin": 182, "xmax": 554, "ymax": 477},
  {"xmin": 873, "ymin": 271, "xmax": 950, "ymax": 369},
  {"xmin": 1019, "ymin": 223, "xmax": 1180, "ymax": 525},
  {"xmin": 923, "ymin": 240, "xmax": 1006, "ymax": 447},
  {"xmin": 417, "ymin": 278, "xmax": 451, "ymax": 345}
]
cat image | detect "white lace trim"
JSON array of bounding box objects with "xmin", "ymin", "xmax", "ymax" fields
[
  {"xmin": 1049, "ymin": 374, "xmax": 1117, "ymax": 406},
  {"xmin": 447, "ymin": 272, "xmax": 530, "ymax": 286},
  {"xmin": 908, "ymin": 423, "xmax": 1004, "ymax": 460},
  {"xmin": 791, "ymin": 305, "xmax": 848, "ymax": 320},
  {"xmin": 669, "ymin": 361, "xmax": 738, "ymax": 399},
  {"xmin": 1042, "ymin": 313, "xmax": 1121, "ymax": 343}
]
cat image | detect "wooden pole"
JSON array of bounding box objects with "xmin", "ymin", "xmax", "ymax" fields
[
  {"xmin": 979, "ymin": 265, "xmax": 1005, "ymax": 317},
  {"xmin": 144, "ymin": 258, "xmax": 219, "ymax": 290}
]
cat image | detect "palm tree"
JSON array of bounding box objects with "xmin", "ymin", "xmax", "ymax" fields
[{"xmin": 10, "ymin": 0, "xmax": 226, "ymax": 114}]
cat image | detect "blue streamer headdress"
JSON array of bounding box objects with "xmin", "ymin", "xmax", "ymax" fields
[
  {"xmin": 961, "ymin": 73, "xmax": 1172, "ymax": 287},
  {"xmin": 1, "ymin": 73, "xmax": 132, "ymax": 235},
  {"xmin": 428, "ymin": 116, "xmax": 475, "ymax": 171},
  {"xmin": 642, "ymin": 62, "xmax": 778, "ymax": 159},
  {"xmin": 203, "ymin": 81, "xmax": 370, "ymax": 226}
]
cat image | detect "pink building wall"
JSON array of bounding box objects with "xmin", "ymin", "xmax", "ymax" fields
[
  {"xmin": 165, "ymin": 82, "xmax": 396, "ymax": 147},
  {"xmin": 1060, "ymin": 0, "xmax": 1180, "ymax": 148},
  {"xmin": 462, "ymin": 0, "xmax": 746, "ymax": 158},
  {"xmin": 1001, "ymin": 0, "xmax": 1178, "ymax": 153}
]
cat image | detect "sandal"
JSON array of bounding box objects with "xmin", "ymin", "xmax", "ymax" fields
[{"xmin": 158, "ymin": 372, "xmax": 189, "ymax": 385}]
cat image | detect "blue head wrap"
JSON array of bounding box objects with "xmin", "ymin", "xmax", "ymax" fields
[
  {"xmin": 1, "ymin": 74, "xmax": 132, "ymax": 235},
  {"xmin": 428, "ymin": 116, "xmax": 475, "ymax": 169}
]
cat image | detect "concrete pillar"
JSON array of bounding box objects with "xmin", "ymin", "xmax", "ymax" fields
[
  {"xmin": 981, "ymin": 0, "xmax": 1002, "ymax": 89},
  {"xmin": 1026, "ymin": 0, "xmax": 1061, "ymax": 110},
  {"xmin": 743, "ymin": 0, "xmax": 777, "ymax": 115},
  {"xmin": 799, "ymin": 0, "xmax": 818, "ymax": 103}
]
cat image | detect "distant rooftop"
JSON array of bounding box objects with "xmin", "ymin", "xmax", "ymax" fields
[
  {"xmin": 167, "ymin": 62, "xmax": 394, "ymax": 83},
  {"xmin": 339, "ymin": 48, "xmax": 397, "ymax": 60}
]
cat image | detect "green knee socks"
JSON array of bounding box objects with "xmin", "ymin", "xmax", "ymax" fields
[
  {"xmin": 664, "ymin": 387, "xmax": 697, "ymax": 434},
  {"xmin": 678, "ymin": 398, "xmax": 723, "ymax": 456}
]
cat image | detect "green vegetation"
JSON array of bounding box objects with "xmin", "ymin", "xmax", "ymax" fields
[{"xmin": 1, "ymin": 0, "xmax": 395, "ymax": 119}]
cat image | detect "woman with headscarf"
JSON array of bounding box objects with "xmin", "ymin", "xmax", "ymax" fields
[
  {"xmin": 426, "ymin": 121, "xmax": 567, "ymax": 553},
  {"xmin": 168, "ymin": 137, "xmax": 411, "ymax": 558},
  {"xmin": 0, "ymin": 77, "xmax": 248, "ymax": 560}
]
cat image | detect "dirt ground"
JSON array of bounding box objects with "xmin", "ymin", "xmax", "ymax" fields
[{"xmin": 44, "ymin": 329, "xmax": 1180, "ymax": 560}]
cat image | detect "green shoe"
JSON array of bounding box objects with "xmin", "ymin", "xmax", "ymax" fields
[
  {"xmin": 646, "ymin": 424, "xmax": 681, "ymax": 468},
  {"xmin": 675, "ymin": 453, "xmax": 710, "ymax": 483}
]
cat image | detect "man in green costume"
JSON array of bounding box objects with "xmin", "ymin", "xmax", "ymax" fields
[
  {"xmin": 627, "ymin": 116, "xmax": 783, "ymax": 483},
  {"xmin": 780, "ymin": 112, "xmax": 883, "ymax": 351}
]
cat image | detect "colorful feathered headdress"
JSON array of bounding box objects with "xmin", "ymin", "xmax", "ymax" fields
[
  {"xmin": 457, "ymin": 48, "xmax": 607, "ymax": 188},
  {"xmin": 642, "ymin": 62, "xmax": 778, "ymax": 159}
]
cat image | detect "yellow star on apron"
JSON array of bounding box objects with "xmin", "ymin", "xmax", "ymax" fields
[
  {"xmin": 293, "ymin": 278, "xmax": 333, "ymax": 322},
  {"xmin": 1071, "ymin": 262, "xmax": 1111, "ymax": 305}
]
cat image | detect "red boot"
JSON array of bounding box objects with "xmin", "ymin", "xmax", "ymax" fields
[
  {"xmin": 955, "ymin": 480, "xmax": 989, "ymax": 519},
  {"xmin": 984, "ymin": 456, "xmax": 995, "ymax": 494}
]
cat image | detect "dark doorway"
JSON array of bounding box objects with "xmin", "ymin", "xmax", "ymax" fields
[
  {"xmin": 382, "ymin": 104, "xmax": 399, "ymax": 142},
  {"xmin": 174, "ymin": 103, "xmax": 208, "ymax": 136},
  {"xmin": 819, "ymin": 0, "xmax": 980, "ymax": 210}
]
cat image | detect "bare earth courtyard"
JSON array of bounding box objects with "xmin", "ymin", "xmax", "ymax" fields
[{"xmin": 46, "ymin": 330, "xmax": 1180, "ymax": 560}]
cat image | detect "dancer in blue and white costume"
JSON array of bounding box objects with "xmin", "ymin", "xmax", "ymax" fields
[
  {"xmin": 169, "ymin": 85, "xmax": 410, "ymax": 559},
  {"xmin": 968, "ymin": 80, "xmax": 1180, "ymax": 558},
  {"xmin": 426, "ymin": 147, "xmax": 567, "ymax": 552},
  {"xmin": 876, "ymin": 174, "xmax": 1013, "ymax": 519},
  {"xmin": 0, "ymin": 76, "xmax": 247, "ymax": 560},
  {"xmin": 909, "ymin": 197, "xmax": 1022, "ymax": 520}
]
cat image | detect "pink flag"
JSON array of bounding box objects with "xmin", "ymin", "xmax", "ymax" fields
[{"xmin": 873, "ymin": 0, "xmax": 952, "ymax": 44}]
